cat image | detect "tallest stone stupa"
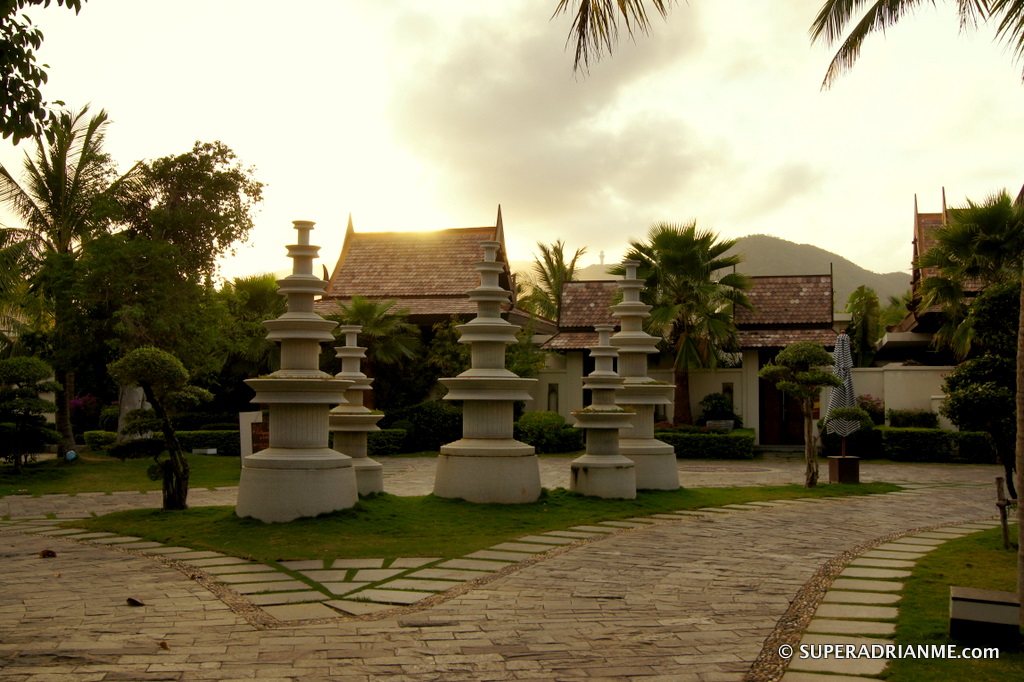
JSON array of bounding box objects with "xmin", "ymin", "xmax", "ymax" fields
[
  {"xmin": 432, "ymin": 241, "xmax": 541, "ymax": 503},
  {"xmin": 235, "ymin": 220, "xmax": 358, "ymax": 523}
]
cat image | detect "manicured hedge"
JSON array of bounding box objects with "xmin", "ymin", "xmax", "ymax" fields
[
  {"xmin": 83, "ymin": 430, "xmax": 117, "ymax": 451},
  {"xmin": 886, "ymin": 409, "xmax": 939, "ymax": 429},
  {"xmin": 654, "ymin": 428, "xmax": 756, "ymax": 460},
  {"xmin": 821, "ymin": 426, "xmax": 995, "ymax": 464},
  {"xmin": 176, "ymin": 430, "xmax": 240, "ymax": 457},
  {"xmin": 367, "ymin": 428, "xmax": 407, "ymax": 457},
  {"xmin": 108, "ymin": 437, "xmax": 165, "ymax": 461}
]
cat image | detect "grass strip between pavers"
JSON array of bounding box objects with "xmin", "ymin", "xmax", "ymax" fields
[
  {"xmin": 885, "ymin": 524, "xmax": 1023, "ymax": 681},
  {"xmin": 60, "ymin": 483, "xmax": 899, "ymax": 562}
]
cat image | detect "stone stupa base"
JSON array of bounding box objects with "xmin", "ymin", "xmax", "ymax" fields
[
  {"xmin": 433, "ymin": 439, "xmax": 541, "ymax": 503},
  {"xmin": 236, "ymin": 448, "xmax": 358, "ymax": 523},
  {"xmin": 623, "ymin": 445, "xmax": 680, "ymax": 490},
  {"xmin": 353, "ymin": 459, "xmax": 384, "ymax": 496},
  {"xmin": 570, "ymin": 454, "xmax": 636, "ymax": 499}
]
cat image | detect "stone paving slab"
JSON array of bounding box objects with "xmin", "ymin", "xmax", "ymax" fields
[
  {"xmin": 891, "ymin": 536, "xmax": 946, "ymax": 546},
  {"xmin": 861, "ymin": 549, "xmax": 926, "ymax": 560},
  {"xmin": 350, "ymin": 588, "xmax": 435, "ymax": 605},
  {"xmin": 806, "ymin": 618, "xmax": 897, "ymax": 636},
  {"xmin": 789, "ymin": 634, "xmax": 891, "ymax": 676},
  {"xmin": 782, "ymin": 672, "xmax": 880, "ymax": 681},
  {"xmin": 321, "ymin": 582, "xmax": 369, "ymax": 595},
  {"xmin": 330, "ymin": 558, "xmax": 385, "ymax": 569},
  {"xmin": 569, "ymin": 525, "xmax": 617, "ymax": 532},
  {"xmin": 204, "ymin": 563, "xmax": 278, "ymax": 575},
  {"xmin": 514, "ymin": 534, "xmax": 576, "ymax": 545},
  {"xmin": 874, "ymin": 542, "xmax": 937, "ymax": 553},
  {"xmin": 324, "ymin": 599, "xmax": 395, "ymax": 615},
  {"xmin": 466, "ymin": 549, "xmax": 536, "ymax": 561},
  {"xmin": 279, "ymin": 560, "xmax": 324, "ymax": 570},
  {"xmin": 351, "ymin": 568, "xmax": 406, "ymax": 582},
  {"xmin": 830, "ymin": 578, "xmax": 903, "ymax": 592},
  {"xmin": 231, "ymin": 580, "xmax": 311, "ymax": 594},
  {"xmin": 389, "ymin": 557, "xmax": 439, "ymax": 569},
  {"xmin": 248, "ymin": 591, "xmax": 330, "ymax": 606},
  {"xmin": 488, "ymin": 542, "xmax": 553, "ymax": 553},
  {"xmin": 814, "ymin": 604, "xmax": 900, "ymax": 620},
  {"xmin": 408, "ymin": 568, "xmax": 488, "ymax": 581},
  {"xmin": 849, "ymin": 558, "xmax": 916, "ymax": 569},
  {"xmin": 298, "ymin": 569, "xmax": 351, "ymax": 582},
  {"xmin": 436, "ymin": 559, "xmax": 510, "ymax": 572},
  {"xmin": 262, "ymin": 603, "xmax": 341, "ymax": 621},
  {"xmin": 216, "ymin": 572, "xmax": 295, "ymax": 584},
  {"xmin": 600, "ymin": 520, "xmax": 650, "ymax": 527},
  {"xmin": 838, "ymin": 567, "xmax": 912, "ymax": 580},
  {"xmin": 822, "ymin": 590, "xmax": 900, "ymax": 605},
  {"xmin": 384, "ymin": 579, "xmax": 461, "ymax": 592}
]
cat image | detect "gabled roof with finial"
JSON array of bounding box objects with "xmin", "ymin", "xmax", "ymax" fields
[{"xmin": 317, "ymin": 207, "xmax": 549, "ymax": 331}]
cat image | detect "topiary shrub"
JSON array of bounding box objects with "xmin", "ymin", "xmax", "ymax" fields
[
  {"xmin": 109, "ymin": 437, "xmax": 166, "ymax": 461},
  {"xmin": 83, "ymin": 430, "xmax": 117, "ymax": 452},
  {"xmin": 696, "ymin": 393, "xmax": 743, "ymax": 428},
  {"xmin": 380, "ymin": 401, "xmax": 462, "ymax": 452},
  {"xmin": 886, "ymin": 409, "xmax": 939, "ymax": 429},
  {"xmin": 367, "ymin": 428, "xmax": 407, "ymax": 457},
  {"xmin": 197, "ymin": 422, "xmax": 240, "ymax": 431}
]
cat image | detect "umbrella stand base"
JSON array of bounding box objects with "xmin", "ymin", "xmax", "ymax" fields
[{"xmin": 828, "ymin": 456, "xmax": 860, "ymax": 484}]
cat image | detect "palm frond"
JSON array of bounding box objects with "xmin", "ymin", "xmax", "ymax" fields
[{"xmin": 553, "ymin": 0, "xmax": 675, "ymax": 72}]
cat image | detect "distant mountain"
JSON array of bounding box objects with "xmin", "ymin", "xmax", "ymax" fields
[{"xmin": 511, "ymin": 235, "xmax": 911, "ymax": 309}]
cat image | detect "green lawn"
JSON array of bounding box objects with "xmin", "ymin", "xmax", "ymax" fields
[
  {"xmin": 66, "ymin": 482, "xmax": 899, "ymax": 562},
  {"xmin": 886, "ymin": 525, "xmax": 1023, "ymax": 681},
  {"xmin": 0, "ymin": 452, "xmax": 242, "ymax": 497}
]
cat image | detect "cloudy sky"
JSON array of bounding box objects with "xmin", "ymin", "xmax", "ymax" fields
[{"xmin": 2, "ymin": 0, "xmax": 1023, "ymax": 281}]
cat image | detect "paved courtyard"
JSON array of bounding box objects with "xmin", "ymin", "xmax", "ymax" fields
[{"xmin": 0, "ymin": 457, "xmax": 1008, "ymax": 680}]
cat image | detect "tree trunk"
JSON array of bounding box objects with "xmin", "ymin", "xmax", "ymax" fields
[
  {"xmin": 673, "ymin": 367, "xmax": 692, "ymax": 425},
  {"xmin": 803, "ymin": 398, "xmax": 818, "ymax": 488},
  {"xmin": 1016, "ymin": 274, "xmax": 1023, "ymax": 625},
  {"xmin": 141, "ymin": 384, "xmax": 190, "ymax": 510},
  {"xmin": 53, "ymin": 369, "xmax": 76, "ymax": 456}
]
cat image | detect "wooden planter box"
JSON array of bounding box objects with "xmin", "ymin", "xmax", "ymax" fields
[{"xmin": 828, "ymin": 456, "xmax": 860, "ymax": 484}]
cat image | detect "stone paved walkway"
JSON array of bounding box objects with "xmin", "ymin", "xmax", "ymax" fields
[{"xmin": 0, "ymin": 458, "xmax": 1007, "ymax": 680}]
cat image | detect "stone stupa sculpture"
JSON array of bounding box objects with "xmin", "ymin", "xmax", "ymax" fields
[
  {"xmin": 612, "ymin": 260, "xmax": 680, "ymax": 490},
  {"xmin": 236, "ymin": 220, "xmax": 358, "ymax": 523},
  {"xmin": 328, "ymin": 325, "xmax": 384, "ymax": 496},
  {"xmin": 432, "ymin": 241, "xmax": 541, "ymax": 503},
  {"xmin": 570, "ymin": 325, "xmax": 637, "ymax": 499}
]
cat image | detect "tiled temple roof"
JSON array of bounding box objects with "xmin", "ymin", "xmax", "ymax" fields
[{"xmin": 541, "ymin": 281, "xmax": 619, "ymax": 350}]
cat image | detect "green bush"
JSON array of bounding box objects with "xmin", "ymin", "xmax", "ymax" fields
[
  {"xmin": 198, "ymin": 422, "xmax": 239, "ymax": 431},
  {"xmin": 380, "ymin": 401, "xmax": 462, "ymax": 452},
  {"xmin": 654, "ymin": 428, "xmax": 756, "ymax": 459},
  {"xmin": 108, "ymin": 437, "xmax": 166, "ymax": 461},
  {"xmin": 98, "ymin": 406, "xmax": 120, "ymax": 432},
  {"xmin": 696, "ymin": 393, "xmax": 743, "ymax": 428},
  {"xmin": 171, "ymin": 411, "xmax": 238, "ymax": 431},
  {"xmin": 825, "ymin": 427, "xmax": 996, "ymax": 463},
  {"xmin": 554, "ymin": 426, "xmax": 584, "ymax": 453},
  {"xmin": 176, "ymin": 431, "xmax": 241, "ymax": 457},
  {"xmin": 83, "ymin": 430, "xmax": 117, "ymax": 451},
  {"xmin": 857, "ymin": 395, "xmax": 885, "ymax": 425},
  {"xmin": 887, "ymin": 409, "xmax": 939, "ymax": 429},
  {"xmin": 515, "ymin": 411, "xmax": 570, "ymax": 453},
  {"xmin": 367, "ymin": 428, "xmax": 407, "ymax": 457}
]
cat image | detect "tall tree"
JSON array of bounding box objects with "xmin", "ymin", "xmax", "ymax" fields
[
  {"xmin": 518, "ymin": 240, "xmax": 587, "ymax": 321},
  {"xmin": 0, "ymin": 105, "xmax": 139, "ymax": 454},
  {"xmin": 845, "ymin": 285, "xmax": 882, "ymax": 367},
  {"xmin": 0, "ymin": 1, "xmax": 84, "ymax": 142},
  {"xmin": 613, "ymin": 221, "xmax": 752, "ymax": 425},
  {"xmin": 916, "ymin": 190, "xmax": 1024, "ymax": 358},
  {"xmin": 915, "ymin": 189, "xmax": 1024, "ymax": 625},
  {"xmin": 118, "ymin": 140, "xmax": 263, "ymax": 278},
  {"xmin": 553, "ymin": 0, "xmax": 675, "ymax": 71},
  {"xmin": 759, "ymin": 342, "xmax": 842, "ymax": 488},
  {"xmin": 811, "ymin": 1, "xmax": 1024, "ymax": 88}
]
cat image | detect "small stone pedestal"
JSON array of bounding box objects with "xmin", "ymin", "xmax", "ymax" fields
[
  {"xmin": 236, "ymin": 221, "xmax": 358, "ymax": 523},
  {"xmin": 612, "ymin": 261, "xmax": 679, "ymax": 490},
  {"xmin": 571, "ymin": 326, "xmax": 636, "ymax": 499},
  {"xmin": 329, "ymin": 325, "xmax": 384, "ymax": 496},
  {"xmin": 828, "ymin": 456, "xmax": 860, "ymax": 484},
  {"xmin": 950, "ymin": 587, "xmax": 1022, "ymax": 647},
  {"xmin": 433, "ymin": 241, "xmax": 541, "ymax": 504}
]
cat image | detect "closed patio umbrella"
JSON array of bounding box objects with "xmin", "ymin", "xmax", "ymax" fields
[{"xmin": 825, "ymin": 332, "xmax": 860, "ymax": 455}]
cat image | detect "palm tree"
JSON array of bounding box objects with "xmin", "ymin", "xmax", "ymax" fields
[
  {"xmin": 613, "ymin": 221, "xmax": 753, "ymax": 425},
  {"xmin": 0, "ymin": 105, "xmax": 140, "ymax": 453},
  {"xmin": 845, "ymin": 285, "xmax": 882, "ymax": 367},
  {"xmin": 553, "ymin": 0, "xmax": 675, "ymax": 71},
  {"xmin": 324, "ymin": 296, "xmax": 421, "ymax": 408},
  {"xmin": 811, "ymin": 1, "xmax": 1024, "ymax": 88},
  {"xmin": 916, "ymin": 190, "xmax": 1024, "ymax": 359},
  {"xmin": 517, "ymin": 240, "xmax": 587, "ymax": 321}
]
